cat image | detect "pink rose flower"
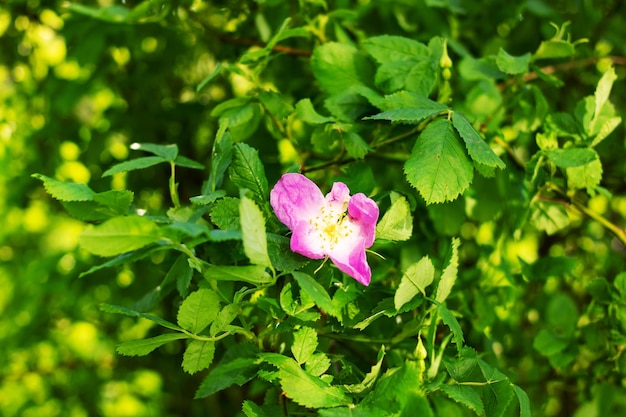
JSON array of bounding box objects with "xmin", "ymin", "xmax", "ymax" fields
[{"xmin": 270, "ymin": 173, "xmax": 379, "ymax": 285}]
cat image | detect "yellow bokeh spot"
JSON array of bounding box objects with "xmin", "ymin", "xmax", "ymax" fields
[
  {"xmin": 0, "ymin": 9, "xmax": 11, "ymax": 36},
  {"xmin": 31, "ymin": 25, "xmax": 66, "ymax": 66},
  {"xmin": 40, "ymin": 9, "xmax": 64, "ymax": 30},
  {"xmin": 132, "ymin": 370, "xmax": 162, "ymax": 397},
  {"xmin": 56, "ymin": 161, "xmax": 91, "ymax": 183},
  {"xmin": 107, "ymin": 135, "xmax": 130, "ymax": 160},
  {"xmin": 141, "ymin": 37, "xmax": 158, "ymax": 53},
  {"xmin": 67, "ymin": 321, "xmax": 99, "ymax": 359},
  {"xmin": 278, "ymin": 138, "xmax": 298, "ymax": 165},
  {"xmin": 54, "ymin": 60, "xmax": 82, "ymax": 80},
  {"xmin": 12, "ymin": 63, "xmax": 29, "ymax": 82},
  {"xmin": 15, "ymin": 15, "xmax": 29, "ymax": 31},
  {"xmin": 111, "ymin": 47, "xmax": 131, "ymax": 67},
  {"xmin": 102, "ymin": 393, "xmax": 146, "ymax": 417},
  {"xmin": 588, "ymin": 194, "xmax": 608, "ymax": 215},
  {"xmin": 230, "ymin": 68, "xmax": 255, "ymax": 96},
  {"xmin": 117, "ymin": 269, "xmax": 134, "ymax": 287},
  {"xmin": 475, "ymin": 221, "xmax": 495, "ymax": 245},
  {"xmin": 31, "ymin": 114, "xmax": 45, "ymax": 130},
  {"xmin": 60, "ymin": 141, "xmax": 81, "ymax": 161},
  {"xmin": 44, "ymin": 218, "xmax": 84, "ymax": 253},
  {"xmin": 57, "ymin": 253, "xmax": 77, "ymax": 274},
  {"xmin": 111, "ymin": 172, "xmax": 127, "ymax": 190},
  {"xmin": 23, "ymin": 200, "xmax": 49, "ymax": 233}
]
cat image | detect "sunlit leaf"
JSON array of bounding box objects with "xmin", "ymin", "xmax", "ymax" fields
[
  {"xmin": 404, "ymin": 119, "xmax": 473, "ymax": 204},
  {"xmin": 229, "ymin": 143, "xmax": 269, "ymax": 204},
  {"xmin": 239, "ymin": 195, "xmax": 272, "ymax": 268},
  {"xmin": 32, "ymin": 173, "xmax": 95, "ymax": 201},
  {"xmin": 177, "ymin": 288, "xmax": 221, "ymax": 334},
  {"xmin": 394, "ymin": 256, "xmax": 434, "ymax": 310},
  {"xmin": 376, "ymin": 193, "xmax": 413, "ymax": 241},
  {"xmin": 260, "ymin": 353, "xmax": 352, "ymax": 408},
  {"xmin": 79, "ymin": 215, "xmax": 162, "ymax": 256},
  {"xmin": 182, "ymin": 340, "xmax": 216, "ymax": 374},
  {"xmin": 117, "ymin": 333, "xmax": 188, "ymax": 357}
]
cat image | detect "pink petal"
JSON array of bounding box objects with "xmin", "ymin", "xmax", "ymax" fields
[
  {"xmin": 270, "ymin": 173, "xmax": 325, "ymax": 230},
  {"xmin": 325, "ymin": 182, "xmax": 350, "ymax": 210},
  {"xmin": 289, "ymin": 221, "xmax": 326, "ymax": 260},
  {"xmin": 328, "ymin": 236, "xmax": 372, "ymax": 286},
  {"xmin": 348, "ymin": 193, "xmax": 379, "ymax": 248}
]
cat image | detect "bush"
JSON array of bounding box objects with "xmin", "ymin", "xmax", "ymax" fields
[{"xmin": 2, "ymin": 0, "xmax": 626, "ymax": 416}]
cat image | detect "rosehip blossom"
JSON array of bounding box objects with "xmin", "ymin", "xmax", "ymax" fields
[{"xmin": 270, "ymin": 173, "xmax": 379, "ymax": 286}]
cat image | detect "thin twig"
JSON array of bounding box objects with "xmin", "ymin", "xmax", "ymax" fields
[{"xmin": 218, "ymin": 34, "xmax": 312, "ymax": 57}]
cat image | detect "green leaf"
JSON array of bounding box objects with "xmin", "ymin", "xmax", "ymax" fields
[
  {"xmin": 477, "ymin": 361, "xmax": 515, "ymax": 417},
  {"xmin": 534, "ymin": 40, "xmax": 575, "ymax": 60},
  {"xmin": 131, "ymin": 142, "xmax": 178, "ymax": 161},
  {"xmin": 79, "ymin": 215, "xmax": 162, "ymax": 256},
  {"xmin": 363, "ymin": 35, "xmax": 430, "ymax": 63},
  {"xmin": 67, "ymin": 3, "xmax": 130, "ymax": 22},
  {"xmin": 545, "ymin": 148, "xmax": 598, "ymax": 168},
  {"xmin": 242, "ymin": 401, "xmax": 282, "ymax": 417},
  {"xmin": 306, "ymin": 352, "xmax": 331, "ymax": 377},
  {"xmin": 438, "ymin": 303, "xmax": 465, "ymax": 352},
  {"xmin": 295, "ymin": 98, "xmax": 335, "ymax": 124},
  {"xmin": 439, "ymin": 384, "xmax": 484, "ymax": 416},
  {"xmin": 259, "ymin": 90, "xmax": 293, "ymax": 120},
  {"xmin": 79, "ymin": 246, "xmax": 167, "ymax": 278},
  {"xmin": 229, "ymin": 143, "xmax": 269, "ymax": 204},
  {"xmin": 260, "ymin": 353, "xmax": 352, "ymax": 408},
  {"xmin": 191, "ymin": 190, "xmax": 227, "ymax": 205},
  {"xmin": 203, "ymin": 265, "xmax": 273, "ymax": 285},
  {"xmin": 100, "ymin": 303, "xmax": 183, "ymax": 331},
  {"xmin": 220, "ymin": 103, "xmax": 263, "ymax": 142},
  {"xmin": 196, "ymin": 63, "xmax": 222, "ymax": 92},
  {"xmin": 210, "ymin": 303, "xmax": 240, "ymax": 336},
  {"xmin": 435, "ymin": 237, "xmax": 460, "ymax": 303},
  {"xmin": 182, "ymin": 340, "xmax": 216, "ymax": 374},
  {"xmin": 360, "ymin": 361, "xmax": 428, "ymax": 414},
  {"xmin": 343, "ymin": 131, "xmax": 370, "ymax": 159},
  {"xmin": 266, "ymin": 234, "xmax": 309, "ymax": 272},
  {"xmin": 93, "ymin": 190, "xmax": 134, "ymax": 215},
  {"xmin": 204, "ymin": 125, "xmax": 233, "ymax": 193},
  {"xmin": 530, "ymin": 200, "xmax": 570, "ymax": 235},
  {"xmin": 116, "ymin": 333, "xmax": 188, "ymax": 356},
  {"xmin": 292, "ymin": 326, "xmax": 318, "ymax": 365},
  {"xmin": 588, "ymin": 67, "xmax": 617, "ymax": 132},
  {"xmin": 102, "ymin": 155, "xmax": 166, "ymax": 177},
  {"xmin": 546, "ymin": 293, "xmax": 578, "ymax": 338},
  {"xmin": 566, "ymin": 158, "xmax": 602, "ymax": 189},
  {"xmin": 404, "ymin": 118, "xmax": 473, "ymax": 204},
  {"xmin": 293, "ymin": 272, "xmax": 338, "ymax": 317},
  {"xmin": 451, "ymin": 112, "xmax": 505, "ymax": 169},
  {"xmin": 195, "ymin": 355, "xmax": 259, "ymax": 399},
  {"xmin": 496, "ymin": 48, "xmax": 531, "ymax": 74},
  {"xmin": 239, "ymin": 195, "xmax": 272, "ymax": 268},
  {"xmin": 376, "ymin": 193, "xmax": 413, "ymax": 241},
  {"xmin": 513, "ymin": 385, "xmax": 532, "ymax": 417},
  {"xmin": 32, "ymin": 173, "xmax": 95, "ymax": 202},
  {"xmin": 533, "ymin": 329, "xmax": 568, "ymax": 356},
  {"xmin": 174, "ymin": 155, "xmax": 204, "ymax": 170},
  {"xmin": 394, "ymin": 256, "xmax": 435, "ymax": 311},
  {"xmin": 344, "ymin": 346, "xmax": 385, "ymax": 395},
  {"xmin": 311, "ymin": 42, "xmax": 374, "ymax": 92},
  {"xmin": 210, "ymin": 197, "xmax": 241, "ymax": 230},
  {"xmin": 366, "ymin": 91, "xmax": 447, "ymax": 123},
  {"xmin": 176, "ymin": 288, "xmax": 221, "ymax": 334}
]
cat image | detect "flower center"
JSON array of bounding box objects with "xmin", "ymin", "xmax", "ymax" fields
[{"xmin": 310, "ymin": 204, "xmax": 354, "ymax": 252}]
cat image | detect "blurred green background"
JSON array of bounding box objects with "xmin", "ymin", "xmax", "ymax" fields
[{"xmin": 1, "ymin": 0, "xmax": 625, "ymax": 416}]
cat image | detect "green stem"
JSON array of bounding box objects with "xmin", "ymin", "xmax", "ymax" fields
[{"xmin": 169, "ymin": 161, "xmax": 180, "ymax": 208}]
